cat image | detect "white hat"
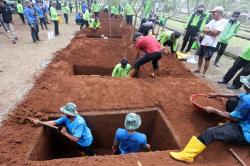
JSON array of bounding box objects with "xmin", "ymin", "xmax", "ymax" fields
[
  {"xmin": 211, "ymin": 6, "xmax": 224, "ymax": 14},
  {"xmin": 124, "ymin": 113, "xmax": 141, "ymax": 130}
]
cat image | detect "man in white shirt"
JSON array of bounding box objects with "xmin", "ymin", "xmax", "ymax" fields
[{"xmin": 194, "ymin": 6, "xmax": 226, "ymax": 76}]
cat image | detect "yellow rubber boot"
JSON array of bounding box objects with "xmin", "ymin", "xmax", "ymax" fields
[{"xmin": 169, "ymin": 136, "xmax": 206, "ymax": 163}]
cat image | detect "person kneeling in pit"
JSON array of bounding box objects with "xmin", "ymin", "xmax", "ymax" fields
[
  {"xmin": 112, "ymin": 113, "xmax": 150, "ymax": 154},
  {"xmin": 112, "ymin": 58, "xmax": 131, "ymax": 78},
  {"xmin": 31, "ymin": 102, "xmax": 95, "ymax": 156},
  {"xmin": 170, "ymin": 75, "xmax": 250, "ymax": 163},
  {"xmin": 129, "ymin": 32, "xmax": 163, "ymax": 78},
  {"xmin": 89, "ymin": 17, "xmax": 101, "ymax": 30}
]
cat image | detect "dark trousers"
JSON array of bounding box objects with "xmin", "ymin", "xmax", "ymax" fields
[
  {"xmin": 77, "ymin": 144, "xmax": 95, "ymax": 156},
  {"xmin": 181, "ymin": 26, "xmax": 199, "ymax": 52},
  {"xmin": 94, "ymin": 12, "xmax": 99, "ymax": 17},
  {"xmin": 53, "ymin": 20, "xmax": 59, "ymax": 35},
  {"xmin": 18, "ymin": 13, "xmax": 25, "ymax": 24},
  {"xmin": 134, "ymin": 52, "xmax": 162, "ymax": 70},
  {"xmin": 29, "ymin": 23, "xmax": 39, "ymax": 42},
  {"xmin": 69, "ymin": 7, "xmax": 72, "ymax": 13},
  {"xmin": 214, "ymin": 42, "xmax": 228, "ymax": 64},
  {"xmin": 64, "ymin": 13, "xmax": 69, "ymax": 24},
  {"xmin": 126, "ymin": 15, "xmax": 133, "ymax": 25},
  {"xmin": 163, "ymin": 40, "xmax": 174, "ymax": 53},
  {"xmin": 80, "ymin": 19, "xmax": 89, "ymax": 28},
  {"xmin": 39, "ymin": 17, "xmax": 48, "ymax": 29},
  {"xmin": 223, "ymin": 57, "xmax": 250, "ymax": 88}
]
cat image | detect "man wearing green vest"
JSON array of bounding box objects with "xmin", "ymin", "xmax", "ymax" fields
[
  {"xmin": 89, "ymin": 17, "xmax": 100, "ymax": 30},
  {"xmin": 181, "ymin": 4, "xmax": 207, "ymax": 53},
  {"xmin": 62, "ymin": 2, "xmax": 70, "ymax": 24},
  {"xmin": 91, "ymin": 1, "xmax": 101, "ymax": 17},
  {"xmin": 213, "ymin": 11, "xmax": 241, "ymax": 67},
  {"xmin": 112, "ymin": 58, "xmax": 131, "ymax": 78},
  {"xmin": 50, "ymin": 2, "xmax": 59, "ymax": 36},
  {"xmin": 16, "ymin": 0, "xmax": 25, "ymax": 24},
  {"xmin": 124, "ymin": 1, "xmax": 133, "ymax": 25},
  {"xmin": 158, "ymin": 31, "xmax": 181, "ymax": 56},
  {"xmin": 218, "ymin": 44, "xmax": 250, "ymax": 90},
  {"xmin": 81, "ymin": 9, "xmax": 90, "ymax": 29},
  {"xmin": 110, "ymin": 5, "xmax": 116, "ymax": 18}
]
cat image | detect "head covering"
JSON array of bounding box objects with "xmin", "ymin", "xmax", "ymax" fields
[
  {"xmin": 196, "ymin": 4, "xmax": 205, "ymax": 11},
  {"xmin": 120, "ymin": 58, "xmax": 128, "ymax": 68},
  {"xmin": 232, "ymin": 11, "xmax": 241, "ymax": 17},
  {"xmin": 173, "ymin": 31, "xmax": 181, "ymax": 39},
  {"xmin": 133, "ymin": 32, "xmax": 142, "ymax": 41},
  {"xmin": 240, "ymin": 75, "xmax": 250, "ymax": 89},
  {"xmin": 60, "ymin": 102, "xmax": 78, "ymax": 116},
  {"xmin": 124, "ymin": 113, "xmax": 141, "ymax": 130},
  {"xmin": 24, "ymin": 0, "xmax": 31, "ymax": 4},
  {"xmin": 210, "ymin": 6, "xmax": 224, "ymax": 14}
]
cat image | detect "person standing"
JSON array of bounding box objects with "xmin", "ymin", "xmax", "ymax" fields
[
  {"xmin": 91, "ymin": 1, "xmax": 100, "ymax": 17},
  {"xmin": 218, "ymin": 44, "xmax": 250, "ymax": 90},
  {"xmin": 112, "ymin": 113, "xmax": 150, "ymax": 154},
  {"xmin": 180, "ymin": 4, "xmax": 207, "ymax": 53},
  {"xmin": 69, "ymin": 2, "xmax": 73, "ymax": 13},
  {"xmin": 81, "ymin": 1, "xmax": 87, "ymax": 13},
  {"xmin": 24, "ymin": 0, "xmax": 40, "ymax": 43},
  {"xmin": 50, "ymin": 2, "xmax": 59, "ymax": 36},
  {"xmin": 170, "ymin": 75, "xmax": 250, "ymax": 163},
  {"xmin": 0, "ymin": 0, "xmax": 17, "ymax": 44},
  {"xmin": 16, "ymin": 0, "xmax": 25, "ymax": 24},
  {"xmin": 213, "ymin": 11, "xmax": 241, "ymax": 67},
  {"xmin": 110, "ymin": 5, "xmax": 116, "ymax": 18},
  {"xmin": 62, "ymin": 2, "xmax": 70, "ymax": 24},
  {"xmin": 124, "ymin": 1, "xmax": 133, "ymax": 25},
  {"xmin": 194, "ymin": 6, "xmax": 226, "ymax": 76},
  {"xmin": 35, "ymin": 2, "xmax": 48, "ymax": 30}
]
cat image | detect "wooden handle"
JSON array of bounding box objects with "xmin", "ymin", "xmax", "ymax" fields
[
  {"xmin": 229, "ymin": 148, "xmax": 247, "ymax": 166},
  {"xmin": 26, "ymin": 117, "xmax": 58, "ymax": 130}
]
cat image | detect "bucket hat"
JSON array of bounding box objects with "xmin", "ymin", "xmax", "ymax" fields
[
  {"xmin": 240, "ymin": 75, "xmax": 250, "ymax": 89},
  {"xmin": 60, "ymin": 102, "xmax": 78, "ymax": 116},
  {"xmin": 124, "ymin": 113, "xmax": 141, "ymax": 130}
]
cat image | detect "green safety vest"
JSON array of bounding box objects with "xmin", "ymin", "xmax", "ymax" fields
[
  {"xmin": 185, "ymin": 12, "xmax": 207, "ymax": 31},
  {"xmin": 157, "ymin": 31, "xmax": 177, "ymax": 52},
  {"xmin": 90, "ymin": 19, "xmax": 100, "ymax": 29},
  {"xmin": 62, "ymin": 6, "xmax": 70, "ymax": 14},
  {"xmin": 50, "ymin": 7, "xmax": 58, "ymax": 20},
  {"xmin": 240, "ymin": 44, "xmax": 250, "ymax": 61},
  {"xmin": 112, "ymin": 64, "xmax": 131, "ymax": 78},
  {"xmin": 111, "ymin": 5, "xmax": 116, "ymax": 14},
  {"xmin": 91, "ymin": 3, "xmax": 100, "ymax": 12},
  {"xmin": 125, "ymin": 3, "xmax": 133, "ymax": 16},
  {"xmin": 83, "ymin": 9, "xmax": 90, "ymax": 21},
  {"xmin": 219, "ymin": 21, "xmax": 240, "ymax": 44},
  {"xmin": 16, "ymin": 3, "xmax": 23, "ymax": 13}
]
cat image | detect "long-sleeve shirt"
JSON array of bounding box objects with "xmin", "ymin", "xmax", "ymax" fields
[
  {"xmin": 125, "ymin": 3, "xmax": 133, "ymax": 16},
  {"xmin": 62, "ymin": 6, "xmax": 70, "ymax": 14},
  {"xmin": 185, "ymin": 12, "xmax": 207, "ymax": 31},
  {"xmin": 157, "ymin": 31, "xmax": 177, "ymax": 52},
  {"xmin": 90, "ymin": 19, "xmax": 100, "ymax": 29},
  {"xmin": 91, "ymin": 3, "xmax": 100, "ymax": 12},
  {"xmin": 0, "ymin": 5, "xmax": 12, "ymax": 23},
  {"xmin": 24, "ymin": 6, "xmax": 37, "ymax": 25},
  {"xmin": 240, "ymin": 44, "xmax": 250, "ymax": 61},
  {"xmin": 34, "ymin": 4, "xmax": 44, "ymax": 18},
  {"xmin": 112, "ymin": 64, "xmax": 131, "ymax": 78},
  {"xmin": 219, "ymin": 20, "xmax": 240, "ymax": 44},
  {"xmin": 16, "ymin": 3, "xmax": 24, "ymax": 14}
]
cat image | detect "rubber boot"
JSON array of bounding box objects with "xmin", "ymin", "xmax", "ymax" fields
[{"xmin": 169, "ymin": 136, "xmax": 206, "ymax": 163}]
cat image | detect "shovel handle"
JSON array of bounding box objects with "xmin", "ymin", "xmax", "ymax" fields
[{"xmin": 26, "ymin": 117, "xmax": 58, "ymax": 130}]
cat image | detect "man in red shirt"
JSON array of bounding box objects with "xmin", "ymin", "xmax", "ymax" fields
[{"xmin": 129, "ymin": 32, "xmax": 162, "ymax": 78}]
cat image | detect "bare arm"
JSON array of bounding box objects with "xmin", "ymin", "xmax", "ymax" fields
[
  {"xmin": 61, "ymin": 127, "xmax": 80, "ymax": 142},
  {"xmin": 207, "ymin": 93, "xmax": 238, "ymax": 99},
  {"xmin": 112, "ymin": 140, "xmax": 119, "ymax": 153},
  {"xmin": 204, "ymin": 107, "xmax": 232, "ymax": 119}
]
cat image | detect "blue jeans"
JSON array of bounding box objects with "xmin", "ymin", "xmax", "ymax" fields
[{"xmin": 29, "ymin": 23, "xmax": 39, "ymax": 42}]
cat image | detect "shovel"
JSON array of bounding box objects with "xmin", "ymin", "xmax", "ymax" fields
[{"xmin": 26, "ymin": 117, "xmax": 63, "ymax": 132}]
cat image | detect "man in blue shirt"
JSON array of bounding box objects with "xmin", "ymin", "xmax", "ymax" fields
[
  {"xmin": 34, "ymin": 2, "xmax": 48, "ymax": 30},
  {"xmin": 31, "ymin": 102, "xmax": 95, "ymax": 156},
  {"xmin": 112, "ymin": 113, "xmax": 150, "ymax": 154},
  {"xmin": 81, "ymin": 1, "xmax": 87, "ymax": 13},
  {"xmin": 24, "ymin": 0, "xmax": 40, "ymax": 43},
  {"xmin": 170, "ymin": 75, "xmax": 250, "ymax": 163}
]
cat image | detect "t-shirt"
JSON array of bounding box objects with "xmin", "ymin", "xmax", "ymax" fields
[
  {"xmin": 230, "ymin": 93, "xmax": 250, "ymax": 143},
  {"xmin": 112, "ymin": 63, "xmax": 131, "ymax": 78},
  {"xmin": 240, "ymin": 44, "xmax": 250, "ymax": 61},
  {"xmin": 201, "ymin": 19, "xmax": 227, "ymax": 47},
  {"xmin": 115, "ymin": 128, "xmax": 147, "ymax": 154},
  {"xmin": 55, "ymin": 115, "xmax": 93, "ymax": 147},
  {"xmin": 16, "ymin": 4, "xmax": 24, "ymax": 14},
  {"xmin": 136, "ymin": 36, "xmax": 161, "ymax": 54}
]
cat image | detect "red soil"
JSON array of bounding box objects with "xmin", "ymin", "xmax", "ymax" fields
[{"xmin": 0, "ymin": 13, "xmax": 249, "ymax": 166}]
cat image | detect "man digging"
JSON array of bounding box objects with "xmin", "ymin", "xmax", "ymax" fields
[
  {"xmin": 31, "ymin": 102, "xmax": 95, "ymax": 156},
  {"xmin": 170, "ymin": 75, "xmax": 250, "ymax": 163}
]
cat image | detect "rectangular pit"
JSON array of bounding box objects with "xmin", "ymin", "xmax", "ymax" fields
[
  {"xmin": 73, "ymin": 65, "xmax": 113, "ymax": 76},
  {"xmin": 28, "ymin": 108, "xmax": 179, "ymax": 161},
  {"xmin": 85, "ymin": 34, "xmax": 122, "ymax": 38}
]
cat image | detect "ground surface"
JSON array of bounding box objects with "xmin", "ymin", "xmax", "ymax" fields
[{"xmin": 0, "ymin": 13, "xmax": 248, "ymax": 166}]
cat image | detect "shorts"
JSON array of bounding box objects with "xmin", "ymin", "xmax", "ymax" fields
[
  {"xmin": 134, "ymin": 52, "xmax": 162, "ymax": 70},
  {"xmin": 196, "ymin": 45, "xmax": 215, "ymax": 60}
]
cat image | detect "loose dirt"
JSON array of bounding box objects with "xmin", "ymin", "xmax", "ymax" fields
[{"xmin": 0, "ymin": 13, "xmax": 249, "ymax": 166}]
